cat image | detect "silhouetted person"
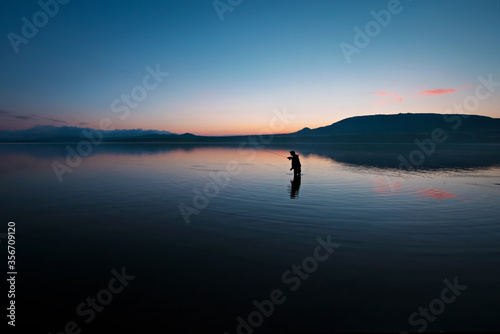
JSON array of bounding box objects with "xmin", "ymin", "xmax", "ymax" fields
[
  {"xmin": 287, "ymin": 150, "xmax": 301, "ymax": 176},
  {"xmin": 290, "ymin": 174, "xmax": 301, "ymax": 198}
]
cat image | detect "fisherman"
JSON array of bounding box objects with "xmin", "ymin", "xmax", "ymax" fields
[{"xmin": 287, "ymin": 150, "xmax": 301, "ymax": 177}]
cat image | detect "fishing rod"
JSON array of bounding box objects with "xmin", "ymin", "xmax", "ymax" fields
[{"xmin": 262, "ymin": 149, "xmax": 289, "ymax": 158}]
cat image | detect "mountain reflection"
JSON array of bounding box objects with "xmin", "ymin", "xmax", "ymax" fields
[{"xmin": 293, "ymin": 143, "xmax": 500, "ymax": 171}]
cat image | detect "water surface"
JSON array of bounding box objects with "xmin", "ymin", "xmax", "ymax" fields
[{"xmin": 1, "ymin": 143, "xmax": 499, "ymax": 333}]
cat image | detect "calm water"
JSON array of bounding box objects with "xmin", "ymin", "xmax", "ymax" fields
[{"xmin": 1, "ymin": 143, "xmax": 500, "ymax": 333}]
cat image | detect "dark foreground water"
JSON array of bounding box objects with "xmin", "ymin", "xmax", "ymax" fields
[{"xmin": 1, "ymin": 143, "xmax": 500, "ymax": 333}]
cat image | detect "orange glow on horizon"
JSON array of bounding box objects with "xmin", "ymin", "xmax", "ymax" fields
[{"xmin": 4, "ymin": 107, "xmax": 500, "ymax": 136}]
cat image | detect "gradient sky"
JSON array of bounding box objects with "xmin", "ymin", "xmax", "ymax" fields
[{"xmin": 1, "ymin": 0, "xmax": 499, "ymax": 135}]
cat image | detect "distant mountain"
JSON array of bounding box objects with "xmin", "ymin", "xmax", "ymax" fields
[
  {"xmin": 1, "ymin": 113, "xmax": 499, "ymax": 143},
  {"xmin": 110, "ymin": 132, "xmax": 198, "ymax": 142},
  {"xmin": 291, "ymin": 113, "xmax": 500, "ymax": 135},
  {"xmin": 0, "ymin": 125, "xmax": 176, "ymax": 142},
  {"xmin": 287, "ymin": 113, "xmax": 500, "ymax": 143}
]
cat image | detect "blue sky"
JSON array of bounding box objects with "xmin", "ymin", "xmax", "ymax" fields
[{"xmin": 1, "ymin": 0, "xmax": 499, "ymax": 135}]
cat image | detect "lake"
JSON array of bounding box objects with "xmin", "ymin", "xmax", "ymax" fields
[{"xmin": 1, "ymin": 143, "xmax": 500, "ymax": 333}]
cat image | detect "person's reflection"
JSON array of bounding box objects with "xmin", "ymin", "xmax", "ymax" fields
[{"xmin": 290, "ymin": 175, "xmax": 301, "ymax": 199}]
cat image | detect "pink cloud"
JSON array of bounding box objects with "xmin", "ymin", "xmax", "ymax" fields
[
  {"xmin": 420, "ymin": 88, "xmax": 459, "ymax": 96},
  {"xmin": 373, "ymin": 91, "xmax": 403, "ymax": 105}
]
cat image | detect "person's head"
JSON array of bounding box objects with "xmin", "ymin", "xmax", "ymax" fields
[{"xmin": 289, "ymin": 150, "xmax": 296, "ymax": 156}]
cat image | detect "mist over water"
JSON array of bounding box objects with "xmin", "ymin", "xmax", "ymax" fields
[{"xmin": 1, "ymin": 143, "xmax": 500, "ymax": 333}]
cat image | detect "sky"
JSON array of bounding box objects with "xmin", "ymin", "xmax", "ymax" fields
[{"xmin": 1, "ymin": 0, "xmax": 499, "ymax": 136}]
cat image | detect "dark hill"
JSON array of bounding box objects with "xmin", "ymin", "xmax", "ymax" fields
[
  {"xmin": 287, "ymin": 113, "xmax": 500, "ymax": 143},
  {"xmin": 291, "ymin": 113, "xmax": 500, "ymax": 136}
]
